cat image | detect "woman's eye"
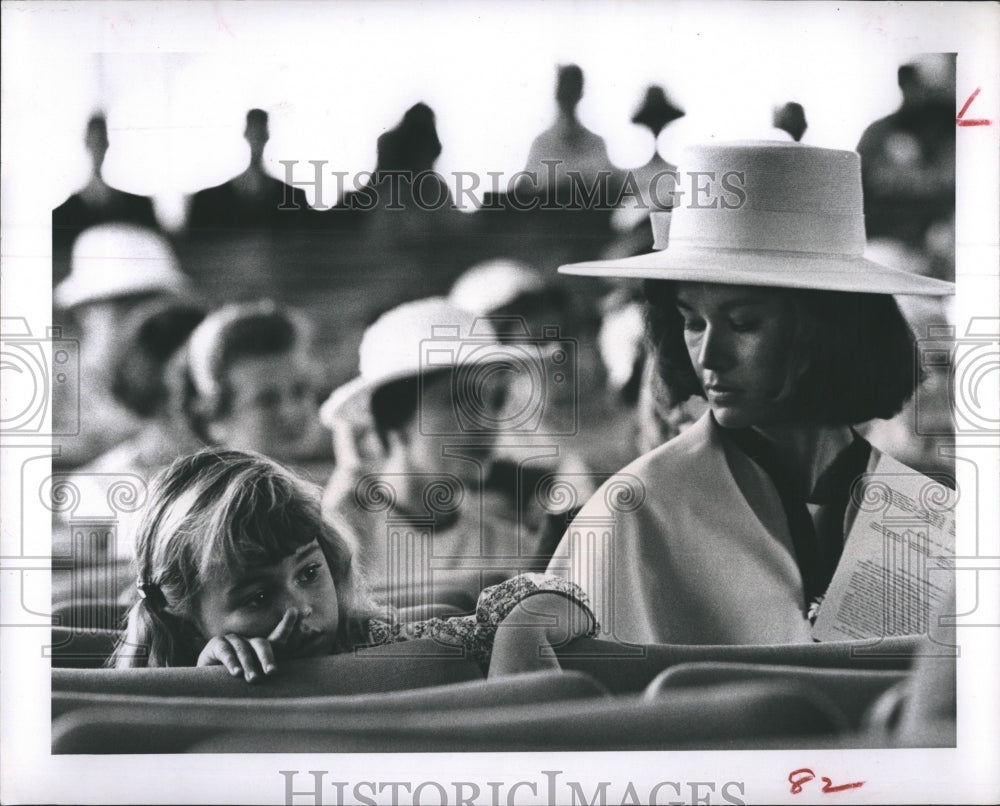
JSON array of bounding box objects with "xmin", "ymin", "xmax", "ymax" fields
[
  {"xmin": 298, "ymin": 563, "xmax": 322, "ymax": 585},
  {"xmin": 728, "ymin": 318, "xmax": 759, "ymax": 333},
  {"xmin": 682, "ymin": 317, "xmax": 706, "ymax": 333}
]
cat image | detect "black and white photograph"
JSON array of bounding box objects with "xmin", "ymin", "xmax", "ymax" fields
[{"xmin": 1, "ymin": 1, "xmax": 998, "ymax": 803}]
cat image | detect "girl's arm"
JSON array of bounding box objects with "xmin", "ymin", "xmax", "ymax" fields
[
  {"xmin": 488, "ymin": 590, "xmax": 594, "ymax": 678},
  {"xmin": 387, "ymin": 573, "xmax": 598, "ymax": 674}
]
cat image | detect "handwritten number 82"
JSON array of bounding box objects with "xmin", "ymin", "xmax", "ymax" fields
[{"xmin": 788, "ymin": 768, "xmax": 865, "ymax": 795}]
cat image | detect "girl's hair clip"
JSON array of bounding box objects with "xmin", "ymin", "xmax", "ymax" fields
[{"xmin": 136, "ymin": 578, "xmax": 167, "ymax": 611}]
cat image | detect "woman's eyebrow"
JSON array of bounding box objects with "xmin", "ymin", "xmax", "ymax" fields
[
  {"xmin": 719, "ymin": 298, "xmax": 767, "ymax": 311},
  {"xmin": 675, "ymin": 297, "xmax": 767, "ymax": 312}
]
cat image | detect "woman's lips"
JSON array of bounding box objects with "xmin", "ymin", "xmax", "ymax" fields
[{"xmin": 705, "ymin": 384, "xmax": 742, "ymax": 401}]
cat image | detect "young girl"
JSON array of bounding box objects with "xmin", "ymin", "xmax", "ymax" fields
[{"xmin": 112, "ymin": 449, "xmax": 595, "ymax": 679}]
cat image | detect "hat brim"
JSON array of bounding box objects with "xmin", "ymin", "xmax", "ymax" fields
[
  {"xmin": 54, "ymin": 276, "xmax": 193, "ymax": 310},
  {"xmin": 320, "ymin": 370, "xmax": 409, "ymax": 429},
  {"xmin": 559, "ymin": 247, "xmax": 955, "ymax": 296},
  {"xmin": 321, "ymin": 345, "xmax": 529, "ymax": 429}
]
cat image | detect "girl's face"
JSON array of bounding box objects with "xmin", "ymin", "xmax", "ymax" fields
[
  {"xmin": 674, "ymin": 282, "xmax": 799, "ymax": 429},
  {"xmin": 208, "ymin": 350, "xmax": 320, "ymax": 460},
  {"xmin": 194, "ymin": 539, "xmax": 340, "ymax": 658}
]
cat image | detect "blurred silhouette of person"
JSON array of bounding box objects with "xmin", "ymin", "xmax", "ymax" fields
[
  {"xmin": 52, "ymin": 113, "xmax": 160, "ymax": 284},
  {"xmin": 611, "ymin": 85, "xmax": 685, "ymax": 250},
  {"xmin": 187, "ymin": 109, "xmax": 311, "ymax": 234},
  {"xmin": 59, "ymin": 299, "xmax": 207, "ymax": 559},
  {"xmin": 342, "ymin": 102, "xmax": 454, "ymax": 215},
  {"xmin": 773, "ymin": 102, "xmax": 808, "ymax": 142},
  {"xmin": 522, "ymin": 64, "xmax": 616, "ymax": 199},
  {"xmin": 856, "ymin": 54, "xmax": 955, "ymax": 247},
  {"xmin": 448, "ymin": 260, "xmax": 642, "ymax": 558},
  {"xmin": 174, "ymin": 300, "xmax": 331, "ymax": 469},
  {"xmin": 54, "ymin": 223, "xmax": 195, "ymax": 467},
  {"xmin": 320, "ymin": 298, "xmax": 528, "ymax": 610}
]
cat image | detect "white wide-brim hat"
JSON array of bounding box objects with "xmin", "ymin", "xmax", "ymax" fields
[
  {"xmin": 320, "ymin": 297, "xmax": 518, "ymax": 427},
  {"xmin": 448, "ymin": 259, "xmax": 546, "ymax": 315},
  {"xmin": 56, "ymin": 223, "xmax": 192, "ymax": 310},
  {"xmin": 559, "ymin": 141, "xmax": 955, "ymax": 296}
]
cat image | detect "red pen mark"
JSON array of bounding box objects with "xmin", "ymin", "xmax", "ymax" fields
[
  {"xmin": 789, "ymin": 768, "xmax": 865, "ymax": 795},
  {"xmin": 789, "ymin": 769, "xmax": 815, "ymax": 795},
  {"xmin": 956, "ymin": 88, "xmax": 992, "ymax": 127},
  {"xmin": 822, "ymin": 777, "xmax": 866, "ymax": 793}
]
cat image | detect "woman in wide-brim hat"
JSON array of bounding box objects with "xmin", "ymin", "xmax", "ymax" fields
[{"xmin": 544, "ymin": 140, "xmax": 954, "ymax": 646}]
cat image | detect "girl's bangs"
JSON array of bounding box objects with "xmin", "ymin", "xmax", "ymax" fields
[{"xmin": 200, "ymin": 478, "xmax": 321, "ymax": 578}]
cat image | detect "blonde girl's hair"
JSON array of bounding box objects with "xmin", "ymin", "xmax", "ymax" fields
[{"xmin": 111, "ymin": 449, "xmax": 376, "ymax": 667}]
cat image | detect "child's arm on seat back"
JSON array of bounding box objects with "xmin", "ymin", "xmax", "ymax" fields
[
  {"xmin": 380, "ymin": 573, "xmax": 597, "ymax": 675},
  {"xmin": 488, "ymin": 588, "xmax": 595, "ymax": 678}
]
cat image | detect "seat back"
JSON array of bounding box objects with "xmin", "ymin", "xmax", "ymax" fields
[
  {"xmin": 52, "ymin": 599, "xmax": 126, "ymax": 631},
  {"xmin": 187, "ymin": 680, "xmax": 848, "ymax": 753},
  {"xmin": 52, "ymin": 670, "xmax": 610, "ymax": 753},
  {"xmin": 645, "ymin": 662, "xmax": 908, "ymax": 728},
  {"xmin": 50, "ymin": 627, "xmax": 118, "ymax": 668},
  {"xmin": 53, "ymin": 636, "xmax": 484, "ymax": 698},
  {"xmin": 557, "ymin": 635, "xmax": 920, "ymax": 693}
]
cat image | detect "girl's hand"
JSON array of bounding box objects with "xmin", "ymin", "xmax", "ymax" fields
[{"xmin": 196, "ymin": 607, "xmax": 298, "ymax": 682}]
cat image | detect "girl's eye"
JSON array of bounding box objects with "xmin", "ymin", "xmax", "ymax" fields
[
  {"xmin": 682, "ymin": 316, "xmax": 706, "ymax": 333},
  {"xmin": 728, "ymin": 318, "xmax": 758, "ymax": 333},
  {"xmin": 298, "ymin": 563, "xmax": 322, "ymax": 585}
]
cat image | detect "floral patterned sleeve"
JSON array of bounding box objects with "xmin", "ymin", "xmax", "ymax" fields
[{"xmin": 365, "ymin": 573, "xmax": 598, "ymax": 665}]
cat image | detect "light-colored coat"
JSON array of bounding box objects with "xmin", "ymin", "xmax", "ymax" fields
[{"xmin": 546, "ymin": 412, "xmax": 884, "ymax": 646}]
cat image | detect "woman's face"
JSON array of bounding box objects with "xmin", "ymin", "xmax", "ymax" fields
[
  {"xmin": 674, "ymin": 282, "xmax": 799, "ymax": 429},
  {"xmin": 208, "ymin": 350, "xmax": 320, "ymax": 459},
  {"xmin": 195, "ymin": 539, "xmax": 340, "ymax": 658}
]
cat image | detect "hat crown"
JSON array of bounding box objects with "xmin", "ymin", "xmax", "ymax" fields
[
  {"xmin": 448, "ymin": 259, "xmax": 545, "ymax": 315},
  {"xmin": 56, "ymin": 223, "xmax": 189, "ymax": 309},
  {"xmin": 657, "ymin": 141, "xmax": 867, "ymax": 257},
  {"xmin": 557, "ymin": 139, "xmax": 954, "ymax": 296},
  {"xmin": 358, "ymin": 297, "xmax": 497, "ymax": 383}
]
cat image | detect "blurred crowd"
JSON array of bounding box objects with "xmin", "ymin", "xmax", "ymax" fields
[{"xmin": 51, "ymin": 55, "xmax": 957, "ymax": 573}]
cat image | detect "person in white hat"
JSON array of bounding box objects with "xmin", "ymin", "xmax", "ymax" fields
[
  {"xmin": 320, "ymin": 297, "xmax": 538, "ymax": 610},
  {"xmin": 447, "ymin": 259, "xmax": 640, "ymax": 558},
  {"xmin": 545, "ymin": 140, "xmax": 955, "ymax": 647},
  {"xmin": 53, "ymin": 223, "xmax": 194, "ymax": 467}
]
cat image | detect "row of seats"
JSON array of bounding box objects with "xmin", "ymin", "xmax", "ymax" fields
[
  {"xmin": 54, "ymin": 678, "xmax": 848, "ymax": 754},
  {"xmin": 51, "ymin": 633, "xmax": 946, "ymax": 753}
]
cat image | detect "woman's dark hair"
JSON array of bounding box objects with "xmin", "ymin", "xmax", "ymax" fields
[
  {"xmin": 177, "ymin": 301, "xmax": 307, "ymax": 442},
  {"xmin": 111, "ymin": 301, "xmax": 206, "ymax": 418},
  {"xmin": 642, "ymin": 279, "xmax": 921, "ymax": 426}
]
